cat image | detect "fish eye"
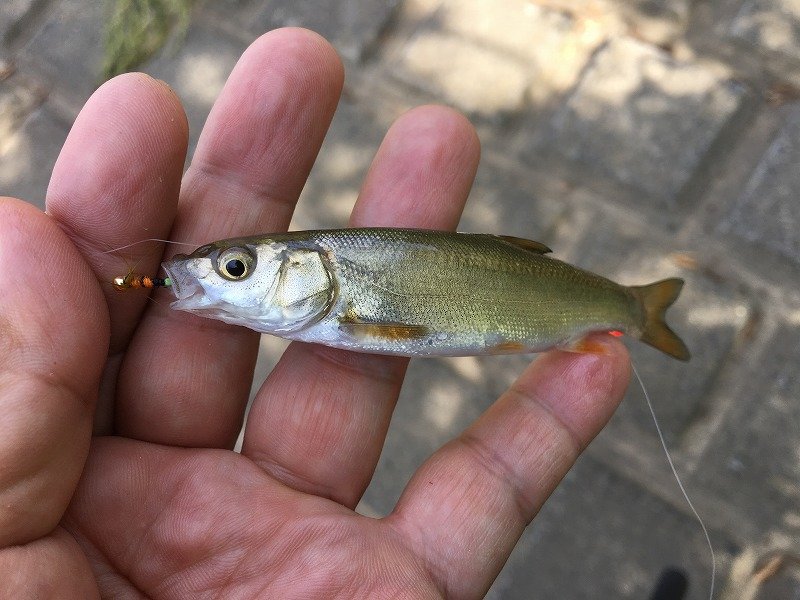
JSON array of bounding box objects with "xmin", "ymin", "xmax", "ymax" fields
[
  {"xmin": 217, "ymin": 247, "xmax": 255, "ymax": 281},
  {"xmin": 226, "ymin": 259, "xmax": 245, "ymax": 277}
]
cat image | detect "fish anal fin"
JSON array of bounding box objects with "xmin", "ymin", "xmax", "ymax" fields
[
  {"xmin": 339, "ymin": 319, "xmax": 429, "ymax": 341},
  {"xmin": 560, "ymin": 335, "xmax": 615, "ymax": 356},
  {"xmin": 488, "ymin": 341, "xmax": 527, "ymax": 354},
  {"xmin": 497, "ymin": 235, "xmax": 552, "ymax": 254}
]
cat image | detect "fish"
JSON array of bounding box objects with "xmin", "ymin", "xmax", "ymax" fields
[{"xmin": 161, "ymin": 228, "xmax": 690, "ymax": 360}]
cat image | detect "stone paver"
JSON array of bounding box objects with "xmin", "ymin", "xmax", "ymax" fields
[
  {"xmin": 553, "ymin": 205, "xmax": 751, "ymax": 446},
  {"xmin": 616, "ymin": 0, "xmax": 692, "ymax": 43},
  {"xmin": 0, "ymin": 76, "xmax": 68, "ymax": 208},
  {"xmin": 755, "ymin": 561, "xmax": 800, "ymax": 600},
  {"xmin": 16, "ymin": 0, "xmax": 105, "ymax": 112},
  {"xmin": 391, "ymin": 1, "xmax": 598, "ymax": 116},
  {"xmin": 718, "ymin": 104, "xmax": 800, "ymax": 265},
  {"xmin": 3, "ymin": 0, "xmax": 800, "ymax": 598},
  {"xmin": 459, "ymin": 155, "xmax": 567, "ymax": 241},
  {"xmin": 0, "ymin": 106, "xmax": 67, "ymax": 209},
  {"xmin": 699, "ymin": 324, "xmax": 800, "ymax": 543},
  {"xmin": 541, "ymin": 0, "xmax": 691, "ymax": 44},
  {"xmin": 398, "ymin": 31, "xmax": 530, "ymax": 114},
  {"xmin": 730, "ymin": 0, "xmax": 800, "ymax": 60},
  {"xmin": 486, "ymin": 456, "xmax": 722, "ymax": 600},
  {"xmin": 291, "ymin": 96, "xmax": 390, "ymax": 229},
  {"xmin": 540, "ymin": 37, "xmax": 746, "ymax": 209},
  {"xmin": 202, "ymin": 0, "xmax": 401, "ymax": 62},
  {"xmin": 0, "ymin": 72, "xmax": 45, "ymax": 135},
  {"xmin": 142, "ymin": 22, "xmax": 246, "ymax": 157},
  {"xmin": 0, "ymin": 0, "xmax": 39, "ymax": 55}
]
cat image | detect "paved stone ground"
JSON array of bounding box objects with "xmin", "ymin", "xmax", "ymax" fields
[{"xmin": 3, "ymin": 0, "xmax": 800, "ymax": 598}]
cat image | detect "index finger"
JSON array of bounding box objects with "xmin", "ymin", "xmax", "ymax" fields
[
  {"xmin": 47, "ymin": 73, "xmax": 188, "ymax": 356},
  {"xmin": 45, "ymin": 73, "xmax": 189, "ymax": 433}
]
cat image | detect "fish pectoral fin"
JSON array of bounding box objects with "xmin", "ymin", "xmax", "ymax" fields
[
  {"xmin": 338, "ymin": 319, "xmax": 429, "ymax": 341},
  {"xmin": 496, "ymin": 235, "xmax": 552, "ymax": 254}
]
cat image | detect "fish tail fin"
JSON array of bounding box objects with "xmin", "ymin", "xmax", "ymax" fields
[{"xmin": 629, "ymin": 278, "xmax": 690, "ymax": 361}]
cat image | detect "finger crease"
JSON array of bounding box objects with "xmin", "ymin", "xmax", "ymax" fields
[
  {"xmin": 53, "ymin": 219, "xmax": 120, "ymax": 264},
  {"xmin": 186, "ymin": 161, "xmax": 298, "ymax": 215},
  {"xmin": 247, "ymin": 451, "xmax": 341, "ymax": 504},
  {"xmin": 507, "ymin": 384, "xmax": 585, "ymax": 456},
  {"xmin": 382, "ymin": 516, "xmax": 449, "ymax": 600},
  {"xmin": 7, "ymin": 368, "xmax": 95, "ymax": 416},
  {"xmin": 457, "ymin": 432, "xmax": 535, "ymax": 526}
]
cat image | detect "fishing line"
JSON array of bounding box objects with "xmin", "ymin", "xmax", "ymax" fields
[
  {"xmin": 103, "ymin": 238, "xmax": 188, "ymax": 291},
  {"xmin": 632, "ymin": 361, "xmax": 715, "ymax": 600},
  {"xmin": 102, "ymin": 238, "xmax": 199, "ymax": 254}
]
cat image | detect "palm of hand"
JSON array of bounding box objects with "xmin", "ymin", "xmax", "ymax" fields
[{"xmin": 0, "ymin": 29, "xmax": 628, "ymax": 599}]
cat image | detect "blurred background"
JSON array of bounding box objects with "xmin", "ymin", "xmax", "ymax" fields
[{"xmin": 2, "ymin": 0, "xmax": 800, "ymax": 598}]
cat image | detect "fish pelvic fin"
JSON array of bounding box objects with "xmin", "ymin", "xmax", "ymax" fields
[
  {"xmin": 562, "ymin": 335, "xmax": 615, "ymax": 356},
  {"xmin": 630, "ymin": 278, "xmax": 690, "ymax": 361}
]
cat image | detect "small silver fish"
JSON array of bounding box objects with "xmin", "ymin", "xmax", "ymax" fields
[{"xmin": 161, "ymin": 228, "xmax": 690, "ymax": 360}]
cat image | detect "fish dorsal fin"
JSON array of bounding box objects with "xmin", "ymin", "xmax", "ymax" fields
[{"xmin": 497, "ymin": 235, "xmax": 552, "ymax": 254}]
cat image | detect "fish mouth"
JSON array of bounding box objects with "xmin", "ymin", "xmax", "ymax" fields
[{"xmin": 161, "ymin": 260, "xmax": 207, "ymax": 309}]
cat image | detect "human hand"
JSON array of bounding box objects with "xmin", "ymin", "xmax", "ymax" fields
[{"xmin": 0, "ymin": 28, "xmax": 629, "ymax": 598}]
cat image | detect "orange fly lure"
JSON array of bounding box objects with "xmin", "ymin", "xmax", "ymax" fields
[{"xmin": 111, "ymin": 272, "xmax": 172, "ymax": 291}]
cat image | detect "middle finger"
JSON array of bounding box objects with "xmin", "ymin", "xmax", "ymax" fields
[{"xmin": 241, "ymin": 105, "xmax": 481, "ymax": 507}]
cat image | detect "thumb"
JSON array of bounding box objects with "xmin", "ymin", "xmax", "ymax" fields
[{"xmin": 0, "ymin": 198, "xmax": 109, "ymax": 546}]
